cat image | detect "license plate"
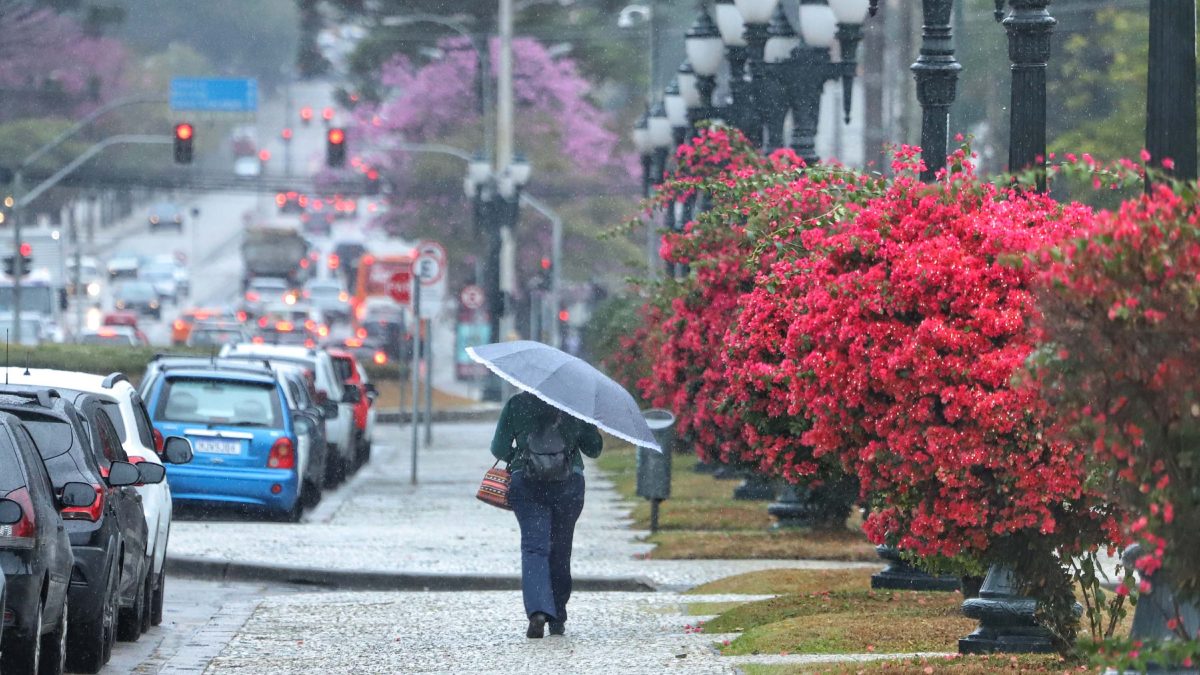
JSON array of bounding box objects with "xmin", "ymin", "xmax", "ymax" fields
[{"xmin": 194, "ymin": 439, "xmax": 242, "ymax": 455}]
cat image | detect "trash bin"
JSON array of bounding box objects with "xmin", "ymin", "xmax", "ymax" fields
[{"xmin": 637, "ymin": 409, "xmax": 674, "ymax": 533}]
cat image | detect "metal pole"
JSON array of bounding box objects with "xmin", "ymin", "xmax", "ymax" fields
[
  {"xmin": 912, "ymin": 0, "xmax": 961, "ymax": 182},
  {"xmin": 284, "ymin": 78, "xmax": 294, "ymax": 178},
  {"xmin": 497, "ymin": 0, "xmax": 517, "ymax": 343},
  {"xmin": 648, "ymin": 4, "xmax": 659, "ymax": 102},
  {"xmin": 1146, "ymin": 0, "xmax": 1198, "ymax": 181},
  {"xmin": 12, "ymin": 170, "xmax": 24, "ymax": 345},
  {"xmin": 424, "ymin": 317, "xmax": 433, "ymax": 445},
  {"xmin": 1002, "ymin": 0, "xmax": 1055, "ymax": 191},
  {"xmin": 410, "ymin": 281, "xmax": 422, "ymax": 485}
]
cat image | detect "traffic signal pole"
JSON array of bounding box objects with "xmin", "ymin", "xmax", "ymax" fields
[{"xmin": 12, "ymin": 134, "xmax": 171, "ymax": 343}]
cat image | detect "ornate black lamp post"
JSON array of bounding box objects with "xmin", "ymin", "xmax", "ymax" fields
[
  {"xmin": 685, "ymin": 6, "xmax": 724, "ymax": 131},
  {"xmin": 713, "ymin": 0, "xmax": 754, "ymax": 137},
  {"xmin": 911, "ymin": 0, "xmax": 960, "ymax": 181},
  {"xmin": 997, "ymin": 0, "xmax": 1054, "ymax": 190}
]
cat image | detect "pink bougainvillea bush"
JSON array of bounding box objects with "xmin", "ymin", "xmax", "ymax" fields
[{"xmin": 1037, "ymin": 176, "xmax": 1200, "ymax": 607}]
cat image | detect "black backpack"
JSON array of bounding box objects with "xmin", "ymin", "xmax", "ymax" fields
[{"xmin": 524, "ymin": 413, "xmax": 572, "ymax": 482}]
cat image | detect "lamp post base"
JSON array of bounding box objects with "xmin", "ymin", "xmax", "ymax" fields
[
  {"xmin": 733, "ymin": 474, "xmax": 777, "ymax": 501},
  {"xmin": 871, "ymin": 546, "xmax": 960, "ymax": 591},
  {"xmin": 767, "ymin": 481, "xmax": 853, "ymax": 530},
  {"xmin": 958, "ymin": 564, "xmax": 1056, "ymax": 654}
]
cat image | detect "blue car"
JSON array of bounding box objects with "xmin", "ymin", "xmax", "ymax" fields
[{"xmin": 144, "ymin": 366, "xmax": 304, "ymax": 521}]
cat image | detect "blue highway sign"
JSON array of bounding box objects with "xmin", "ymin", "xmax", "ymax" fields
[{"xmin": 170, "ymin": 78, "xmax": 258, "ymax": 113}]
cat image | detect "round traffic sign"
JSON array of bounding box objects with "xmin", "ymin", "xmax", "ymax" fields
[
  {"xmin": 388, "ymin": 270, "xmax": 412, "ymax": 304},
  {"xmin": 460, "ymin": 284, "xmax": 484, "ymax": 310},
  {"xmin": 414, "ymin": 252, "xmax": 445, "ymax": 285}
]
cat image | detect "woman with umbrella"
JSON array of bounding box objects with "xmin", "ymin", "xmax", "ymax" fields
[
  {"xmin": 470, "ymin": 341, "xmax": 663, "ymax": 639},
  {"xmin": 490, "ymin": 391, "xmax": 601, "ymax": 638}
]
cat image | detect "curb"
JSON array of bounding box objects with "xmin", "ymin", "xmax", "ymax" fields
[
  {"xmin": 166, "ymin": 556, "xmax": 658, "ymax": 593},
  {"xmin": 375, "ymin": 407, "xmax": 502, "ymax": 425}
]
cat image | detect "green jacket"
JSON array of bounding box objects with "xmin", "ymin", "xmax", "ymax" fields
[{"xmin": 490, "ymin": 392, "xmax": 603, "ymax": 474}]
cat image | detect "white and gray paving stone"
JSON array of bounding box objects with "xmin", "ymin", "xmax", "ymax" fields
[{"xmin": 170, "ymin": 422, "xmax": 876, "ymax": 589}]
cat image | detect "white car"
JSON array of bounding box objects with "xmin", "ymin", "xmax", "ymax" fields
[
  {"xmin": 219, "ymin": 344, "xmax": 360, "ymax": 482},
  {"xmin": 3, "ymin": 368, "xmax": 194, "ymax": 628}
]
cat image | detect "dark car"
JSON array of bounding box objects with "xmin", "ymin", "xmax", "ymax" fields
[
  {"xmin": 112, "ymin": 282, "xmax": 161, "ymax": 319},
  {"xmin": 0, "ymin": 389, "xmax": 154, "ymax": 669},
  {"xmin": 0, "ymin": 409, "xmax": 93, "ymax": 674}
]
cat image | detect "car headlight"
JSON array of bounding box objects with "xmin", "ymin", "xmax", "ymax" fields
[
  {"xmin": 87, "ymin": 282, "xmax": 100, "ymax": 297},
  {"xmin": 149, "ymin": 301, "xmax": 159, "ymax": 309}
]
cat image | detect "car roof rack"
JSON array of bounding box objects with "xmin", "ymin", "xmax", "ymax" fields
[
  {"xmin": 0, "ymin": 386, "xmax": 62, "ymax": 408},
  {"xmin": 101, "ymin": 372, "xmax": 130, "ymax": 389}
]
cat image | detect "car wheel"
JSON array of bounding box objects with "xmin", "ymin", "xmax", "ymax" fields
[
  {"xmin": 150, "ymin": 568, "xmax": 166, "ymax": 627},
  {"xmin": 139, "ymin": 568, "xmax": 153, "ymax": 633},
  {"xmin": 4, "ymin": 597, "xmax": 43, "ymax": 673},
  {"xmin": 67, "ymin": 560, "xmax": 119, "ymax": 673},
  {"xmin": 116, "ymin": 568, "xmax": 146, "ymax": 642},
  {"xmin": 39, "ymin": 595, "xmax": 67, "ymax": 675}
]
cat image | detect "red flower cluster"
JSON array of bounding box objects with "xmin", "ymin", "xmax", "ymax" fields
[{"xmin": 1038, "ymin": 181, "xmax": 1200, "ymax": 602}]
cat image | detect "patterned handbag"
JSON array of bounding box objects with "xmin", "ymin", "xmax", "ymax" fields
[{"xmin": 476, "ymin": 460, "xmax": 513, "ymax": 510}]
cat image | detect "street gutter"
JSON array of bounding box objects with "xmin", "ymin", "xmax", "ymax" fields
[{"xmin": 167, "ymin": 555, "xmax": 657, "ymax": 593}]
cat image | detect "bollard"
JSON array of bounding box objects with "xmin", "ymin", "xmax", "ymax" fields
[{"xmin": 637, "ymin": 409, "xmax": 675, "ymax": 534}]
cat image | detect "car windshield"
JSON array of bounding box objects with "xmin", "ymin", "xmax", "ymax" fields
[
  {"xmin": 80, "ymin": 333, "xmax": 133, "ymax": 345},
  {"xmin": 190, "ymin": 329, "xmax": 242, "ymax": 346},
  {"xmin": 157, "ymin": 378, "xmax": 282, "ymax": 427},
  {"xmin": 306, "ymin": 284, "xmax": 341, "ymax": 299}
]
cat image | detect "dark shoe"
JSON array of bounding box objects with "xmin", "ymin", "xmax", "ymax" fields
[
  {"xmin": 548, "ymin": 621, "xmax": 565, "ymax": 636},
  {"xmin": 526, "ymin": 612, "xmax": 548, "ymax": 639}
]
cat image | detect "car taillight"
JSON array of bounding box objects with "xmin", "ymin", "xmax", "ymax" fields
[
  {"xmin": 246, "ymin": 291, "xmax": 260, "ymax": 302},
  {"xmin": 373, "ymin": 351, "xmax": 388, "ymax": 365},
  {"xmin": 0, "ymin": 487, "xmax": 36, "ymax": 540},
  {"xmin": 267, "ymin": 438, "xmax": 295, "ymax": 469},
  {"xmin": 304, "ymin": 339, "xmax": 315, "ymax": 349},
  {"xmin": 237, "ymin": 311, "xmax": 248, "ymax": 322},
  {"xmin": 317, "ymin": 325, "xmax": 329, "ymax": 337},
  {"xmin": 152, "ymin": 428, "xmax": 164, "ymax": 454},
  {"xmin": 275, "ymin": 194, "xmax": 287, "ymax": 207},
  {"xmin": 173, "ymin": 319, "xmax": 186, "ymax": 331},
  {"xmin": 60, "ymin": 485, "xmax": 104, "ymax": 522},
  {"xmin": 258, "ymin": 317, "xmax": 269, "ymax": 328},
  {"xmin": 328, "ymin": 254, "xmax": 340, "ymax": 270},
  {"xmin": 252, "ymin": 336, "xmax": 264, "ymax": 344}
]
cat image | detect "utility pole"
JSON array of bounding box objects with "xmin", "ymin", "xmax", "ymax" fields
[{"xmin": 497, "ymin": 0, "xmax": 516, "ymax": 344}]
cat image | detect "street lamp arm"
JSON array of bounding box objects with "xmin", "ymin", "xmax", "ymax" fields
[
  {"xmin": 18, "ymin": 135, "xmax": 171, "ymax": 209},
  {"xmin": 19, "ymin": 95, "xmax": 169, "ymax": 170}
]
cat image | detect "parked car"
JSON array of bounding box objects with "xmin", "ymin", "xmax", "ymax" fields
[
  {"xmin": 0, "ymin": 388, "xmax": 158, "ymax": 660},
  {"xmin": 148, "ymin": 202, "xmax": 184, "ymax": 232},
  {"xmin": 4, "ymin": 369, "xmax": 193, "ymax": 634},
  {"xmin": 220, "ymin": 344, "xmax": 360, "ymax": 484},
  {"xmin": 328, "ymin": 349, "xmax": 376, "ymax": 468},
  {"xmin": 0, "ymin": 410, "xmax": 82, "ymax": 674},
  {"xmin": 241, "ymin": 278, "xmax": 291, "ymax": 318},
  {"xmin": 112, "ymin": 281, "xmax": 161, "ymax": 319},
  {"xmin": 144, "ymin": 362, "xmax": 309, "ymax": 521},
  {"xmin": 271, "ymin": 362, "xmax": 333, "ymax": 492}
]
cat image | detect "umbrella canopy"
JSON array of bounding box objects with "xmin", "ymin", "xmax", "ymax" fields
[{"xmin": 466, "ymin": 340, "xmax": 662, "ymax": 452}]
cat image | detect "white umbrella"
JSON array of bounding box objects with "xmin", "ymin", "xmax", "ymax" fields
[{"xmin": 466, "ymin": 340, "xmax": 662, "ymax": 452}]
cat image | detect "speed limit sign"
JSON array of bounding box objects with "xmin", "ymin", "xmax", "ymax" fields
[{"xmin": 415, "ymin": 240, "xmax": 447, "ymax": 319}]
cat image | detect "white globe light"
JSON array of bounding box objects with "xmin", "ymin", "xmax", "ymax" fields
[
  {"xmin": 678, "ymin": 68, "xmax": 701, "ymax": 108},
  {"xmin": 714, "ymin": 2, "xmax": 747, "ymax": 47},
  {"xmin": 664, "ymin": 92, "xmax": 688, "ymax": 128},
  {"xmin": 734, "ymin": 0, "xmax": 781, "ymax": 25},
  {"xmin": 647, "ymin": 105, "xmax": 674, "ymax": 148},
  {"xmin": 632, "ymin": 125, "xmax": 653, "ymax": 155},
  {"xmin": 765, "ymin": 35, "xmax": 801, "ymax": 63},
  {"xmin": 799, "ymin": 2, "xmax": 838, "ymax": 48},
  {"xmin": 829, "ymin": 0, "xmax": 870, "ymax": 24}
]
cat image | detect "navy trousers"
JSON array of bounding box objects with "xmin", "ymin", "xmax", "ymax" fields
[{"xmin": 508, "ymin": 471, "xmax": 585, "ymax": 623}]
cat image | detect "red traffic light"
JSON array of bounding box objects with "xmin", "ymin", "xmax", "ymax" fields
[
  {"xmin": 300, "ymin": 106, "xmax": 313, "ymax": 121},
  {"xmin": 328, "ymin": 128, "xmax": 345, "ymax": 145},
  {"xmin": 322, "ymin": 107, "xmax": 335, "ymax": 121},
  {"xmin": 366, "ymin": 169, "xmax": 379, "ymax": 181},
  {"xmin": 258, "ymin": 149, "xmax": 271, "ymax": 162},
  {"xmin": 174, "ymin": 123, "xmax": 194, "ymax": 141},
  {"xmin": 281, "ymin": 128, "xmax": 293, "ymax": 140},
  {"xmin": 540, "ymin": 257, "xmax": 552, "ymax": 271},
  {"xmin": 558, "ymin": 310, "xmax": 570, "ymax": 322},
  {"xmin": 18, "ymin": 242, "xmax": 31, "ymax": 257}
]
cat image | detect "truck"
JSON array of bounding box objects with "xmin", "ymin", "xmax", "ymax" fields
[
  {"xmin": 0, "ymin": 227, "xmax": 70, "ymax": 342},
  {"xmin": 241, "ymin": 223, "xmax": 311, "ymax": 291}
]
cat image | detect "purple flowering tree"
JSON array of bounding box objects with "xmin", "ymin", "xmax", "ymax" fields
[{"xmin": 347, "ymin": 37, "xmax": 639, "ymax": 289}]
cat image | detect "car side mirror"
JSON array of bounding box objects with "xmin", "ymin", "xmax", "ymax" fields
[
  {"xmin": 107, "ymin": 461, "xmax": 140, "ymax": 487},
  {"xmin": 365, "ymin": 382, "xmax": 378, "ymax": 396},
  {"xmin": 136, "ymin": 462, "xmax": 166, "ymax": 485},
  {"xmin": 60, "ymin": 482, "xmax": 97, "ymax": 508},
  {"xmin": 343, "ymin": 384, "xmax": 361, "ymax": 404},
  {"xmin": 163, "ymin": 436, "xmax": 193, "ymax": 465},
  {"xmin": 322, "ymin": 401, "xmax": 339, "ymax": 419},
  {"xmin": 0, "ymin": 497, "xmax": 22, "ymax": 524}
]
